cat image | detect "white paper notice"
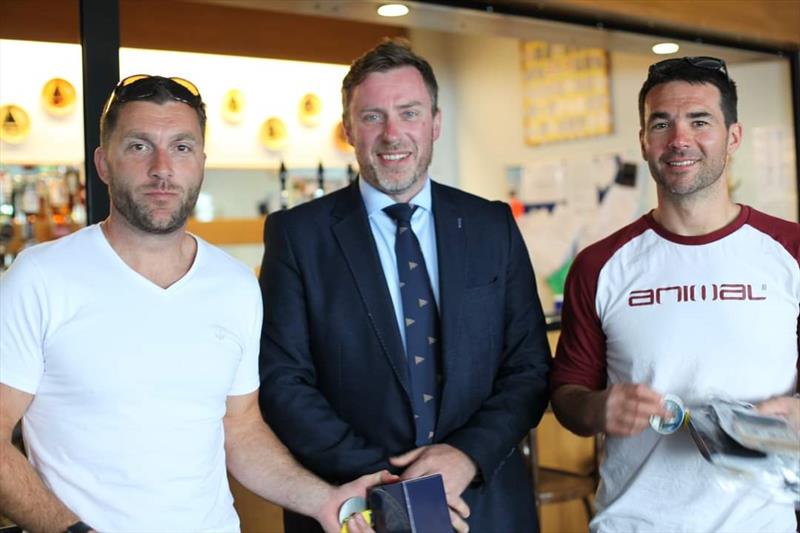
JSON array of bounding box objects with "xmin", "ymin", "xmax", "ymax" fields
[{"xmin": 751, "ymin": 126, "xmax": 797, "ymax": 221}]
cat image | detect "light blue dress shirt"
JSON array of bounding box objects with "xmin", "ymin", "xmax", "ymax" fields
[{"xmin": 359, "ymin": 177, "xmax": 440, "ymax": 353}]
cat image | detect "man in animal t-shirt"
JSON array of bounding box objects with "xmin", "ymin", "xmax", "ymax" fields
[{"xmin": 551, "ymin": 56, "xmax": 799, "ymax": 532}]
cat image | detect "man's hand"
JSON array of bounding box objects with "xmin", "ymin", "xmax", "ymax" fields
[
  {"xmin": 315, "ymin": 470, "xmax": 398, "ymax": 533},
  {"xmin": 602, "ymin": 383, "xmax": 668, "ymax": 436},
  {"xmin": 343, "ymin": 511, "xmax": 373, "ymax": 533},
  {"xmin": 390, "ymin": 444, "xmax": 474, "ymax": 533},
  {"xmin": 756, "ymin": 394, "xmax": 800, "ymax": 432}
]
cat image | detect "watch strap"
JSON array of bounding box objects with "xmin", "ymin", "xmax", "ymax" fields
[{"xmin": 65, "ymin": 521, "xmax": 92, "ymax": 533}]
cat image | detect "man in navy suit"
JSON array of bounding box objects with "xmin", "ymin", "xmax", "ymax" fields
[{"xmin": 259, "ymin": 39, "xmax": 551, "ymax": 533}]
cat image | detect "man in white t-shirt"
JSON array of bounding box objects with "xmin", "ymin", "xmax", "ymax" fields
[
  {"xmin": 0, "ymin": 76, "xmax": 384, "ymax": 533},
  {"xmin": 551, "ymin": 57, "xmax": 799, "ymax": 532}
]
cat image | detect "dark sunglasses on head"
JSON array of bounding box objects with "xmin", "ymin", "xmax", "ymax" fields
[
  {"xmin": 648, "ymin": 56, "xmax": 729, "ymax": 80},
  {"xmin": 102, "ymin": 74, "xmax": 202, "ymax": 116}
]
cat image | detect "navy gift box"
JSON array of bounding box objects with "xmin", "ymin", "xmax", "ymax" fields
[{"xmin": 367, "ymin": 473, "xmax": 452, "ymax": 533}]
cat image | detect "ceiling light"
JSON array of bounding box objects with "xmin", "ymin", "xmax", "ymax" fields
[
  {"xmin": 377, "ymin": 3, "xmax": 409, "ymax": 17},
  {"xmin": 652, "ymin": 42, "xmax": 680, "ymax": 55}
]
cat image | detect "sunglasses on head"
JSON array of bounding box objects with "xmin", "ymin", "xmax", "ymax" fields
[
  {"xmin": 648, "ymin": 56, "xmax": 729, "ymax": 80},
  {"xmin": 102, "ymin": 74, "xmax": 202, "ymax": 116}
]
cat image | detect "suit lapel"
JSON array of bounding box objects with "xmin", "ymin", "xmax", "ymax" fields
[
  {"xmin": 431, "ymin": 182, "xmax": 467, "ymax": 431},
  {"xmin": 331, "ymin": 182, "xmax": 411, "ymax": 398}
]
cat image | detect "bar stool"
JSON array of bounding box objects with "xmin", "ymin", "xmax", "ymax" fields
[{"xmin": 520, "ymin": 425, "xmax": 604, "ymax": 523}]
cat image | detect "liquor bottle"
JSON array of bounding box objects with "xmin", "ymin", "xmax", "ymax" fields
[
  {"xmin": 49, "ymin": 167, "xmax": 72, "ymax": 237},
  {"xmin": 0, "ymin": 170, "xmax": 12, "ymax": 219},
  {"xmin": 0, "ymin": 170, "xmax": 13, "ymax": 270},
  {"xmin": 20, "ymin": 175, "xmax": 39, "ymax": 217},
  {"xmin": 19, "ymin": 172, "xmax": 42, "ymax": 252},
  {"xmin": 65, "ymin": 167, "xmax": 86, "ymax": 226},
  {"xmin": 19, "ymin": 216, "xmax": 37, "ymax": 251},
  {"xmin": 314, "ymin": 161, "xmax": 325, "ymax": 199},
  {"xmin": 279, "ymin": 161, "xmax": 289, "ymax": 210}
]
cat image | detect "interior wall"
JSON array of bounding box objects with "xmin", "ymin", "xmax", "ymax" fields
[
  {"xmin": 407, "ymin": 29, "xmax": 460, "ymax": 189},
  {"xmin": 0, "ymin": 40, "xmax": 84, "ymax": 165},
  {"xmin": 412, "ymin": 29, "xmax": 649, "ymax": 200},
  {"xmin": 120, "ymin": 48, "xmax": 354, "ymax": 170},
  {"xmin": 409, "ymin": 28, "xmax": 797, "ymax": 312},
  {"xmin": 728, "ymin": 59, "xmax": 797, "ymax": 221},
  {"xmin": 411, "ymin": 27, "xmax": 798, "ymax": 223},
  {"xmin": 0, "ymin": 41, "xmax": 355, "ymax": 169}
]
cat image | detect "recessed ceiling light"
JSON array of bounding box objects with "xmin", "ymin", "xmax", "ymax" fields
[
  {"xmin": 652, "ymin": 42, "xmax": 680, "ymax": 55},
  {"xmin": 377, "ymin": 3, "xmax": 409, "ymax": 17}
]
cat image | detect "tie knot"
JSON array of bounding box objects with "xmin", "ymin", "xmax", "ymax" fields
[{"xmin": 383, "ymin": 203, "xmax": 417, "ymax": 226}]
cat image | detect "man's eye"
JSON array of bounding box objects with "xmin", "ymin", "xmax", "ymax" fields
[
  {"xmin": 692, "ymin": 120, "xmax": 709, "ymax": 127},
  {"xmin": 651, "ymin": 122, "xmax": 668, "ymax": 130},
  {"xmin": 175, "ymin": 144, "xmax": 193, "ymax": 152},
  {"xmin": 401, "ymin": 110, "xmax": 419, "ymax": 119},
  {"xmin": 129, "ymin": 143, "xmax": 148, "ymax": 151},
  {"xmin": 362, "ymin": 113, "xmax": 382, "ymax": 123}
]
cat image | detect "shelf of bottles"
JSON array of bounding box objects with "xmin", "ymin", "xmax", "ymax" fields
[
  {"xmin": 268, "ymin": 161, "xmax": 355, "ymax": 215},
  {"xmin": 189, "ymin": 162, "xmax": 356, "ymax": 246},
  {"xmin": 0, "ymin": 164, "xmax": 86, "ymax": 271},
  {"xmin": 0, "ymin": 162, "xmax": 355, "ymax": 262}
]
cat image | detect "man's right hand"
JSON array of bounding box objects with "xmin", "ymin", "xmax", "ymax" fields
[
  {"xmin": 602, "ymin": 383, "xmax": 668, "ymax": 436},
  {"xmin": 390, "ymin": 444, "xmax": 472, "ymax": 533}
]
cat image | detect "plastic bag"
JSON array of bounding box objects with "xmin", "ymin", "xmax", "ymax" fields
[{"xmin": 686, "ymin": 398, "xmax": 799, "ymax": 503}]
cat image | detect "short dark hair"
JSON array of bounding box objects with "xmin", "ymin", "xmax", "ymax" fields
[
  {"xmin": 341, "ymin": 38, "xmax": 439, "ymax": 126},
  {"xmin": 100, "ymin": 76, "xmax": 207, "ymax": 146},
  {"xmin": 638, "ymin": 57, "xmax": 738, "ymax": 129}
]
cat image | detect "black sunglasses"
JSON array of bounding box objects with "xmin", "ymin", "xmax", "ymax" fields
[
  {"xmin": 102, "ymin": 75, "xmax": 203, "ymax": 116},
  {"xmin": 648, "ymin": 56, "xmax": 729, "ymax": 80}
]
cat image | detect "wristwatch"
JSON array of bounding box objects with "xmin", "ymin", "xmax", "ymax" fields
[{"xmin": 65, "ymin": 521, "xmax": 93, "ymax": 533}]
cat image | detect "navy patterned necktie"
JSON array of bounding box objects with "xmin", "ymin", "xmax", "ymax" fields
[{"xmin": 383, "ymin": 203, "xmax": 441, "ymax": 446}]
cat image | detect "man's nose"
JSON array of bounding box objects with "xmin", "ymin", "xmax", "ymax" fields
[
  {"xmin": 149, "ymin": 147, "xmax": 174, "ymax": 181},
  {"xmin": 381, "ymin": 117, "xmax": 401, "ymax": 143},
  {"xmin": 667, "ymin": 122, "xmax": 691, "ymax": 150}
]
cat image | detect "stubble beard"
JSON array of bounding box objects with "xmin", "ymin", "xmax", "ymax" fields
[
  {"xmin": 110, "ymin": 179, "xmax": 201, "ymax": 235},
  {"xmin": 359, "ymin": 141, "xmax": 434, "ymax": 197},
  {"xmin": 651, "ymin": 151, "xmax": 727, "ymax": 198}
]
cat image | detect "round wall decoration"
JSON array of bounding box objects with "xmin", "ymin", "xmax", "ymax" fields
[
  {"xmin": 0, "ymin": 104, "xmax": 31, "ymax": 143},
  {"xmin": 298, "ymin": 92, "xmax": 322, "ymax": 127},
  {"xmin": 42, "ymin": 78, "xmax": 77, "ymax": 116},
  {"xmin": 260, "ymin": 117, "xmax": 288, "ymax": 150},
  {"xmin": 221, "ymin": 89, "xmax": 245, "ymax": 124}
]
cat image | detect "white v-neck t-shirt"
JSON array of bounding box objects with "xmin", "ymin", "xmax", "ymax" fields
[{"xmin": 1, "ymin": 224, "xmax": 262, "ymax": 531}]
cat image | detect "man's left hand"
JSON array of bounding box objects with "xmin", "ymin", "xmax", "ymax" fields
[
  {"xmin": 756, "ymin": 394, "xmax": 800, "ymax": 432},
  {"xmin": 390, "ymin": 444, "xmax": 475, "ymax": 530},
  {"xmin": 316, "ymin": 470, "xmax": 398, "ymax": 533}
]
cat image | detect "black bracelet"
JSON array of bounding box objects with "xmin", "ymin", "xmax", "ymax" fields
[{"xmin": 65, "ymin": 521, "xmax": 92, "ymax": 533}]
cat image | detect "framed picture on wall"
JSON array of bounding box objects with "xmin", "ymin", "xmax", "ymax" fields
[{"xmin": 520, "ymin": 42, "xmax": 613, "ymax": 146}]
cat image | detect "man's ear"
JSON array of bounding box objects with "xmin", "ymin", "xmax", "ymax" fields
[
  {"xmin": 343, "ymin": 118, "xmax": 354, "ymax": 147},
  {"xmin": 639, "ymin": 128, "xmax": 646, "ymax": 160},
  {"xmin": 94, "ymin": 147, "xmax": 111, "ymax": 185},
  {"xmin": 727, "ymin": 122, "xmax": 743, "ymax": 155}
]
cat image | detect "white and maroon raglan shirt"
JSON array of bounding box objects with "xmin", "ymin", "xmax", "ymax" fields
[{"xmin": 552, "ymin": 205, "xmax": 800, "ymax": 532}]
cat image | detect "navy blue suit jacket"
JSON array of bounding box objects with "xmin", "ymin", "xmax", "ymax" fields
[{"xmin": 258, "ymin": 180, "xmax": 551, "ymax": 532}]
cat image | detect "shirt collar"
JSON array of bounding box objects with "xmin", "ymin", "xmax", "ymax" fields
[{"xmin": 359, "ymin": 175, "xmax": 433, "ymax": 216}]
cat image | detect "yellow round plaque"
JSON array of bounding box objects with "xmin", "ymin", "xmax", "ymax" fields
[
  {"xmin": 221, "ymin": 89, "xmax": 245, "ymax": 124},
  {"xmin": 42, "ymin": 78, "xmax": 77, "ymax": 116},
  {"xmin": 298, "ymin": 93, "xmax": 322, "ymax": 127},
  {"xmin": 0, "ymin": 104, "xmax": 31, "ymax": 144},
  {"xmin": 260, "ymin": 117, "xmax": 288, "ymax": 150},
  {"xmin": 333, "ymin": 121, "xmax": 353, "ymax": 153}
]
